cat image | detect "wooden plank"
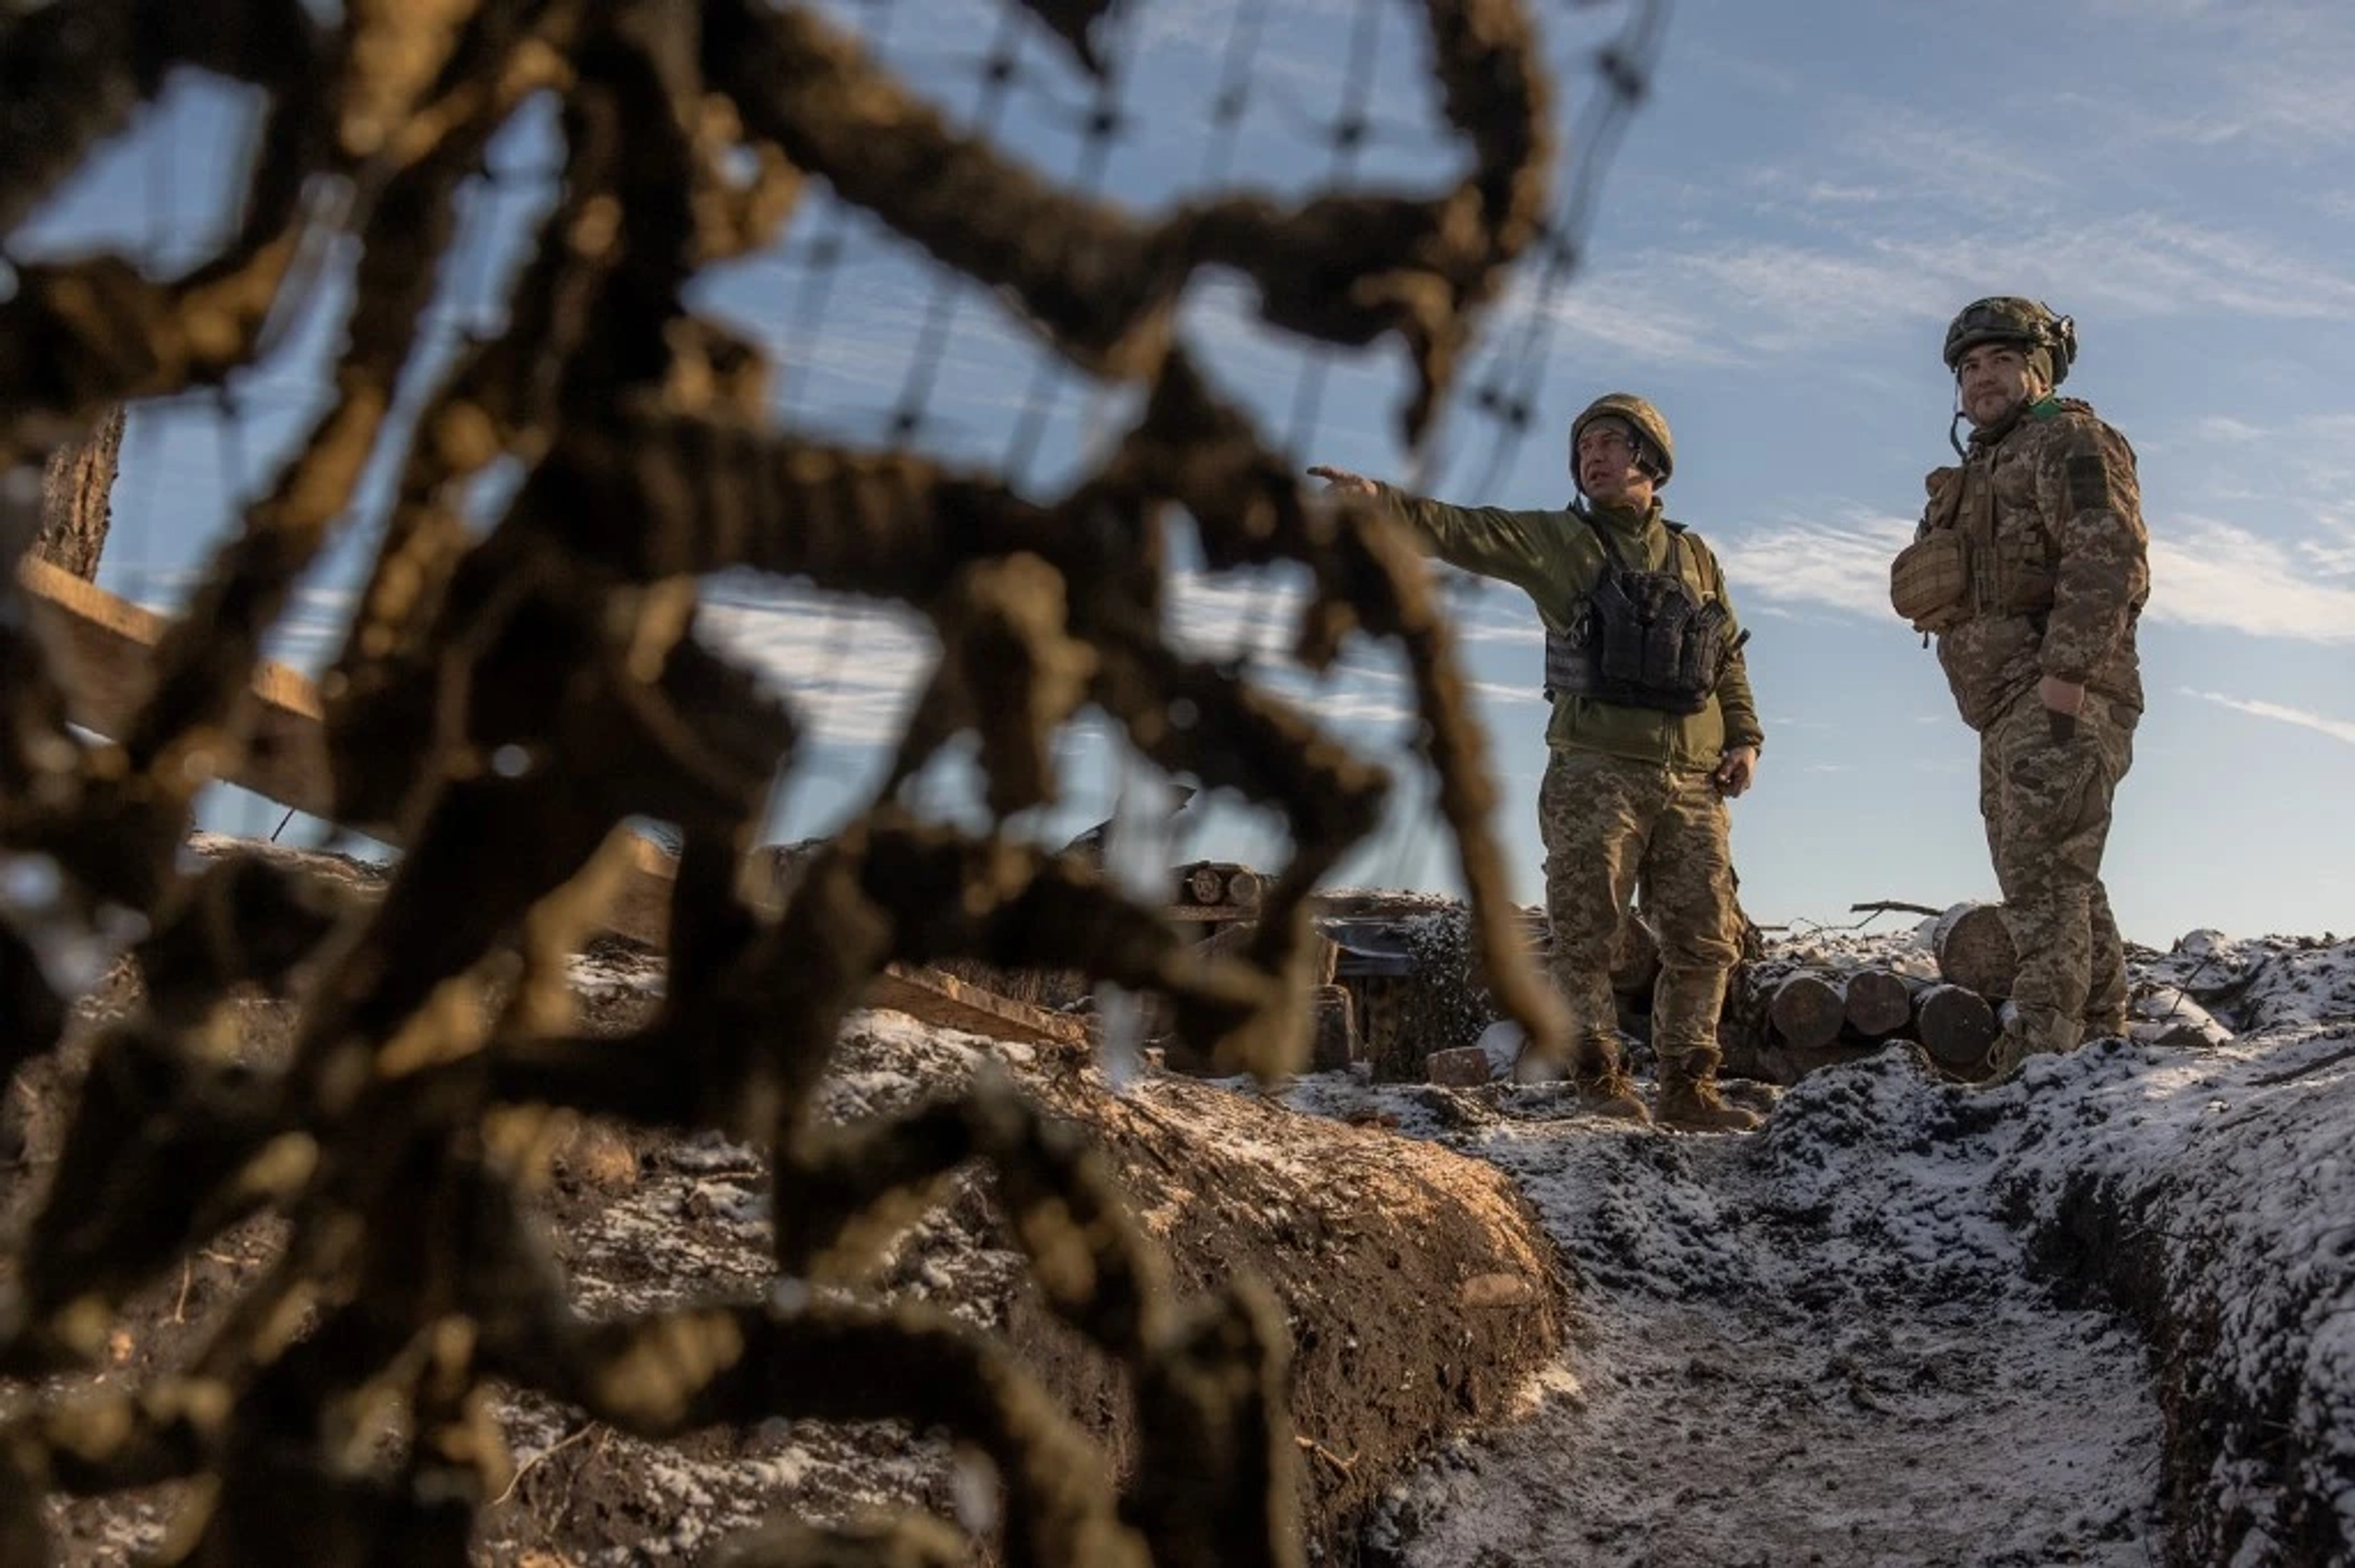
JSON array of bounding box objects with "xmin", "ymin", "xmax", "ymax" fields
[
  {"xmin": 599, "ymin": 831, "xmax": 691, "ymax": 948},
  {"xmin": 604, "ymin": 839, "xmax": 1086, "ymax": 1049},
  {"xmin": 18, "ymin": 555, "xmax": 346, "ymax": 825},
  {"xmin": 1165, "ymin": 903, "xmax": 1246, "ymax": 922},
  {"xmin": 15, "ymin": 559, "xmax": 1089, "ymax": 1049},
  {"xmin": 869, "ymin": 964, "xmax": 1087, "ymax": 1050}
]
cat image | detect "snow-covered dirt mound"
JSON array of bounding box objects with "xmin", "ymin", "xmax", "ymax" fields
[{"xmin": 3, "ymin": 934, "xmax": 1573, "ymax": 1566}]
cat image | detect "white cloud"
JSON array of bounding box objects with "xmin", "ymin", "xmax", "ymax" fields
[
  {"xmin": 1517, "ymin": 45, "xmax": 2355, "ymax": 374},
  {"xmin": 1546, "ymin": 212, "xmax": 2355, "ymax": 373},
  {"xmin": 1469, "ymin": 680, "xmax": 1542, "ymax": 709},
  {"xmin": 1458, "ymin": 615, "xmax": 1545, "ymax": 647},
  {"xmin": 2077, "ymin": 1, "xmax": 2355, "ymax": 153},
  {"xmin": 694, "ymin": 565, "xmax": 1520, "ymax": 761},
  {"xmin": 2193, "ymin": 416, "xmax": 2269, "ymax": 442},
  {"xmin": 1671, "ymin": 245, "xmax": 1957, "ymax": 349},
  {"xmin": 1532, "ymin": 282, "xmax": 1738, "ymax": 366},
  {"xmin": 696, "ymin": 589, "xmax": 936, "ymax": 748},
  {"xmin": 2298, "ymin": 413, "xmax": 2355, "ymax": 441},
  {"xmin": 2150, "ymin": 412, "xmax": 2355, "ymax": 582},
  {"xmin": 1166, "ymin": 568, "xmax": 1311, "ymax": 662},
  {"xmin": 2299, "ymin": 535, "xmax": 2355, "ymax": 578},
  {"xmin": 1130, "ymin": 0, "xmax": 1359, "ymax": 93},
  {"xmin": 2183, "ymin": 690, "xmax": 2355, "ymax": 746},
  {"xmin": 1812, "ymin": 106, "xmax": 2073, "ymax": 216},
  {"xmin": 1998, "ymin": 217, "xmax": 2355, "ymax": 321},
  {"xmin": 1702, "ymin": 504, "xmax": 2355, "ymax": 647},
  {"xmin": 1796, "ymin": 181, "xmax": 1893, "ymax": 206},
  {"xmin": 1712, "ymin": 510, "xmax": 1917, "ymax": 622},
  {"xmin": 2149, "ymin": 519, "xmax": 2355, "ymax": 643}
]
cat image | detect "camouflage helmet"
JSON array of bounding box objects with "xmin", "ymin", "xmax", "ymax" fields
[
  {"xmin": 1942, "ymin": 296, "xmax": 2077, "ymax": 386},
  {"xmin": 1569, "ymin": 392, "xmax": 1674, "ymax": 487}
]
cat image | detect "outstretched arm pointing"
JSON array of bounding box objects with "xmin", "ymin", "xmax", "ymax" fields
[{"xmin": 1306, "ymin": 464, "xmax": 1377, "ymax": 498}]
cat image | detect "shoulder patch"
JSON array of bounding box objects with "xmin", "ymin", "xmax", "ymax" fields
[{"xmin": 2066, "ymin": 452, "xmax": 2113, "ymax": 512}]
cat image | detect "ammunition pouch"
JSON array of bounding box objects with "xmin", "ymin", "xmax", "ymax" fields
[
  {"xmin": 1545, "ymin": 554, "xmax": 1739, "ymax": 715},
  {"xmin": 1892, "ymin": 458, "xmax": 2057, "ymax": 631},
  {"xmin": 1890, "ymin": 530, "xmax": 1969, "ymax": 633},
  {"xmin": 1544, "ymin": 609, "xmax": 1590, "ymax": 699}
]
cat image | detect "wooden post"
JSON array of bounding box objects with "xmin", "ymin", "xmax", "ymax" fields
[
  {"xmin": 35, "ymin": 405, "xmax": 125, "ymax": 580},
  {"xmin": 1309, "ymin": 984, "xmax": 1357, "ymax": 1070}
]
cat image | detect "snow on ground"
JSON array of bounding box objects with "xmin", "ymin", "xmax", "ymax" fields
[
  {"xmin": 1296, "ymin": 1067, "xmax": 2168, "ymax": 1567},
  {"xmin": 1288, "ymin": 932, "xmax": 2355, "ymax": 1567},
  {"xmin": 532, "ymin": 925, "xmax": 2355, "ymax": 1564},
  {"xmin": 499, "ymin": 927, "xmax": 2355, "ymax": 1563},
  {"xmin": 480, "ymin": 1010, "xmax": 1033, "ymax": 1564}
]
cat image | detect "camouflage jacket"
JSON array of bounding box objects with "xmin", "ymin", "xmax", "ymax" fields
[
  {"xmin": 1377, "ymin": 487, "xmax": 1763, "ymax": 771},
  {"xmin": 1920, "ymin": 396, "xmax": 2149, "ymax": 732}
]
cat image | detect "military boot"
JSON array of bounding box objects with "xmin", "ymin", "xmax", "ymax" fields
[
  {"xmin": 1983, "ymin": 1003, "xmax": 2067, "ymax": 1083},
  {"xmin": 1655, "ymin": 1054, "xmax": 1762, "ymax": 1133},
  {"xmin": 1570, "ymin": 1044, "xmax": 1651, "ymax": 1124}
]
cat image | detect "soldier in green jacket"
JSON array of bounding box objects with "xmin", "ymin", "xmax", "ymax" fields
[{"xmin": 1312, "ymin": 394, "xmax": 1765, "ymax": 1131}]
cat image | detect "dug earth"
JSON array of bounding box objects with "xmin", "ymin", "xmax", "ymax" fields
[{"xmin": 3, "ymin": 928, "xmax": 1568, "ymax": 1566}]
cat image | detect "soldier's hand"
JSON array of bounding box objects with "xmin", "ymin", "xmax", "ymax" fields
[
  {"xmin": 1713, "ymin": 745, "xmax": 1758, "ymax": 798},
  {"xmin": 1307, "ymin": 464, "xmax": 1377, "ymax": 498},
  {"xmin": 2037, "ymin": 674, "xmax": 2086, "ymax": 715},
  {"xmin": 2038, "ymin": 674, "xmax": 2085, "ymax": 745}
]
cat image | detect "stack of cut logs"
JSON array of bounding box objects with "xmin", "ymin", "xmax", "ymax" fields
[
  {"xmin": 1708, "ymin": 900, "xmax": 2229, "ymax": 1084},
  {"xmin": 1711, "ymin": 901, "xmax": 2020, "ymax": 1083},
  {"xmin": 1178, "ymin": 861, "xmax": 1261, "ymax": 911}
]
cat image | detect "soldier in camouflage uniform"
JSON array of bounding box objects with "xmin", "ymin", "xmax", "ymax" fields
[
  {"xmin": 1312, "ymin": 395, "xmax": 1766, "ymax": 1132},
  {"xmin": 1890, "ymin": 298, "xmax": 2149, "ymax": 1076}
]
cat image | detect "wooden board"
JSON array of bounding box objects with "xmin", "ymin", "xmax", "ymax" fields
[
  {"xmin": 603, "ymin": 836, "xmax": 1086, "ymax": 1049},
  {"xmin": 19, "ymin": 555, "xmax": 349, "ymax": 825},
  {"xmin": 15, "ymin": 559, "xmax": 1087, "ymax": 1050}
]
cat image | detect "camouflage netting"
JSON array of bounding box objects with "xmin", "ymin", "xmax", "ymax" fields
[{"xmin": 0, "ymin": 0, "xmax": 1652, "ymax": 1562}]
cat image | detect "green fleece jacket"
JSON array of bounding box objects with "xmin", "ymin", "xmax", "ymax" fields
[{"xmin": 1381, "ymin": 486, "xmax": 1764, "ymax": 770}]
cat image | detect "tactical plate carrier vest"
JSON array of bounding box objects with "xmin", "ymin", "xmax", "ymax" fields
[{"xmin": 1543, "ymin": 516, "xmax": 1741, "ymax": 715}]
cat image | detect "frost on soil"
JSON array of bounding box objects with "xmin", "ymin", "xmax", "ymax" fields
[
  {"xmin": 19, "ymin": 926, "xmax": 2351, "ymax": 1567},
  {"xmin": 1296, "ymin": 930, "xmax": 2355, "ymax": 1568}
]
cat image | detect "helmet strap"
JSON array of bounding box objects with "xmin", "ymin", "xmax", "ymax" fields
[{"xmin": 1947, "ymin": 388, "xmax": 1970, "ymax": 459}]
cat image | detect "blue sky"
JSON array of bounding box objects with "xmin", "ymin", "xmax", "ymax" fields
[{"xmin": 17, "ymin": 0, "xmax": 2353, "ymax": 944}]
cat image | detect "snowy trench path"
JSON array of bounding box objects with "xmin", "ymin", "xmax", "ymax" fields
[
  {"xmin": 1350, "ymin": 1090, "xmax": 2166, "ymax": 1567},
  {"xmin": 1282, "ymin": 931, "xmax": 2355, "ymax": 1567}
]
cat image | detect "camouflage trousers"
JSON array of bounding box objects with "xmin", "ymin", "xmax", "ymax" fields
[
  {"xmin": 1980, "ymin": 687, "xmax": 2137, "ymax": 1056},
  {"xmin": 1540, "ymin": 750, "xmax": 1739, "ymax": 1075}
]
